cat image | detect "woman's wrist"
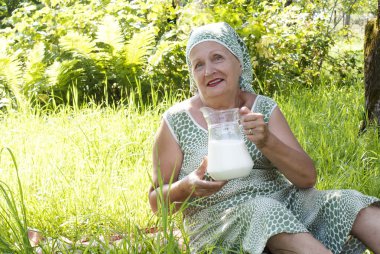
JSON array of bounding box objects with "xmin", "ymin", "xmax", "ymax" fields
[
  {"xmin": 172, "ymin": 177, "xmax": 193, "ymax": 201},
  {"xmin": 256, "ymin": 130, "xmax": 273, "ymax": 150}
]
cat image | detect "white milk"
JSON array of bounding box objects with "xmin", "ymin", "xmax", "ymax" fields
[{"xmin": 207, "ymin": 139, "xmax": 253, "ymax": 181}]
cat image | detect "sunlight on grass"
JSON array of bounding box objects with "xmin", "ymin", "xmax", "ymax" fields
[
  {"xmin": 0, "ymin": 80, "xmax": 379, "ymax": 252},
  {"xmin": 277, "ymin": 82, "xmax": 380, "ymax": 195}
]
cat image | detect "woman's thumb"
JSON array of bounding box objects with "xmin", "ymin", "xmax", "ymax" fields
[
  {"xmin": 197, "ymin": 157, "xmax": 208, "ymax": 176},
  {"xmin": 239, "ymin": 106, "xmax": 250, "ymax": 115}
]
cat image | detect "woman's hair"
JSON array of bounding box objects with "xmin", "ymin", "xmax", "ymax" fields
[{"xmin": 186, "ymin": 22, "xmax": 254, "ymax": 94}]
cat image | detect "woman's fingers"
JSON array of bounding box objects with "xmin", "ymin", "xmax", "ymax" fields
[
  {"xmin": 192, "ymin": 180, "xmax": 226, "ymax": 197},
  {"xmin": 186, "ymin": 157, "xmax": 227, "ymax": 197},
  {"xmin": 239, "ymin": 107, "xmax": 268, "ymax": 146},
  {"xmin": 196, "ymin": 157, "xmax": 208, "ymax": 178},
  {"xmin": 241, "ymin": 114, "xmax": 264, "ymax": 133}
]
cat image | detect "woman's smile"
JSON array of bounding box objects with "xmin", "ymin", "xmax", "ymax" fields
[{"xmin": 207, "ymin": 78, "xmax": 224, "ymax": 87}]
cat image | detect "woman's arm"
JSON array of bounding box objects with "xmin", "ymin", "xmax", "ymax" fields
[
  {"xmin": 240, "ymin": 106, "xmax": 316, "ymax": 188},
  {"xmin": 149, "ymin": 119, "xmax": 226, "ymax": 213},
  {"xmin": 149, "ymin": 119, "xmax": 186, "ymax": 213}
]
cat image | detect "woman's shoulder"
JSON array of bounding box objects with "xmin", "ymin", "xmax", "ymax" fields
[
  {"xmin": 165, "ymin": 98, "xmax": 192, "ymax": 115},
  {"xmin": 240, "ymin": 92, "xmax": 276, "ymax": 110},
  {"xmin": 163, "ymin": 97, "xmax": 198, "ymax": 122}
]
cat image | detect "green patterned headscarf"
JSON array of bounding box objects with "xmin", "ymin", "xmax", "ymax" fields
[{"xmin": 186, "ymin": 22, "xmax": 254, "ymax": 94}]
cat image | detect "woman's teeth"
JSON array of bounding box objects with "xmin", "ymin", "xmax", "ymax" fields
[{"xmin": 208, "ymin": 79, "xmax": 223, "ymax": 87}]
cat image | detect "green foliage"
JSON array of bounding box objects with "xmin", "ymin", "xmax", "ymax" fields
[
  {"xmin": 0, "ymin": 0, "xmax": 162, "ymax": 107},
  {"xmin": 0, "ymin": 0, "xmax": 373, "ymax": 110},
  {"xmin": 0, "ymin": 0, "xmax": 23, "ymax": 18},
  {"xmin": 242, "ymin": 2, "xmax": 333, "ymax": 93},
  {"xmin": 159, "ymin": 1, "xmax": 335, "ymax": 94},
  {"xmin": 324, "ymin": 48, "xmax": 364, "ymax": 86}
]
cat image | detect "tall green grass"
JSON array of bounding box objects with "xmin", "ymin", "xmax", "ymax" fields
[
  {"xmin": 277, "ymin": 82, "xmax": 380, "ymax": 196},
  {"xmin": 0, "ymin": 80, "xmax": 378, "ymax": 253},
  {"xmin": 0, "ymin": 148, "xmax": 33, "ymax": 253}
]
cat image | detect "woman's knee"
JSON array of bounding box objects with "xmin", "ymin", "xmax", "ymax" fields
[
  {"xmin": 351, "ymin": 205, "xmax": 380, "ymax": 234},
  {"xmin": 266, "ymin": 232, "xmax": 332, "ymax": 254}
]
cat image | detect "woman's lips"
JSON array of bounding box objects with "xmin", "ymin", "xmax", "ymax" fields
[{"xmin": 207, "ymin": 78, "xmax": 224, "ymax": 87}]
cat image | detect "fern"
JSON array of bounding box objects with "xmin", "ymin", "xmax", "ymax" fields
[
  {"xmin": 46, "ymin": 59, "xmax": 85, "ymax": 90},
  {"xmin": 95, "ymin": 15, "xmax": 124, "ymax": 53},
  {"xmin": 0, "ymin": 54, "xmax": 28, "ymax": 111},
  {"xmin": 123, "ymin": 28, "xmax": 156, "ymax": 66},
  {"xmin": 59, "ymin": 31, "xmax": 96, "ymax": 58},
  {"xmin": 24, "ymin": 42, "xmax": 46, "ymax": 90},
  {"xmin": 148, "ymin": 40, "xmax": 178, "ymax": 66},
  {"xmin": 45, "ymin": 61, "xmax": 62, "ymax": 88}
]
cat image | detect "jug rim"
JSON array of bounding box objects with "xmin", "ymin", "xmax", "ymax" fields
[{"xmin": 200, "ymin": 107, "xmax": 239, "ymax": 117}]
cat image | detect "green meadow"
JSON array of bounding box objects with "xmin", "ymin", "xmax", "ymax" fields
[
  {"xmin": 1, "ymin": 0, "xmax": 379, "ymax": 252},
  {"xmin": 0, "ymin": 80, "xmax": 379, "ymax": 253}
]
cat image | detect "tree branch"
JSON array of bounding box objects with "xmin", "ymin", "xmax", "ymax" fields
[
  {"xmin": 377, "ymin": 0, "xmax": 380, "ymax": 27},
  {"xmin": 284, "ymin": 0, "xmax": 292, "ymax": 7}
]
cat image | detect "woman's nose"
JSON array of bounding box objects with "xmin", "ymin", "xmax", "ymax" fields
[{"xmin": 204, "ymin": 63, "xmax": 216, "ymax": 76}]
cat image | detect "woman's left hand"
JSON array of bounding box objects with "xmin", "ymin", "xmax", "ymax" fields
[{"xmin": 240, "ymin": 106, "xmax": 268, "ymax": 148}]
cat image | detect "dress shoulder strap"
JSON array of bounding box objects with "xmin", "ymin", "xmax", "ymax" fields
[{"xmin": 252, "ymin": 95, "xmax": 277, "ymax": 123}]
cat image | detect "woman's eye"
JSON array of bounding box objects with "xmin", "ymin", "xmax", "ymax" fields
[
  {"xmin": 194, "ymin": 62, "xmax": 203, "ymax": 70},
  {"xmin": 214, "ymin": 54, "xmax": 223, "ymax": 61}
]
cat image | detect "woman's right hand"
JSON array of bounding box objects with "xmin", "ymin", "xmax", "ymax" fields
[{"xmin": 181, "ymin": 157, "xmax": 227, "ymax": 197}]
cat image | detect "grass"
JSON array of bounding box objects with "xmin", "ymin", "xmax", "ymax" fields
[
  {"xmin": 0, "ymin": 79, "xmax": 379, "ymax": 253},
  {"xmin": 277, "ymin": 83, "xmax": 380, "ymax": 195},
  {"xmin": 0, "ymin": 102, "xmax": 186, "ymax": 252}
]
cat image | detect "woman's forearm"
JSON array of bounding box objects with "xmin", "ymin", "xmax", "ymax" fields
[
  {"xmin": 149, "ymin": 178, "xmax": 191, "ymax": 214},
  {"xmin": 260, "ymin": 132, "xmax": 317, "ymax": 188}
]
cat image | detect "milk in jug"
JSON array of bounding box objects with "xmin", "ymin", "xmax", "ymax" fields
[{"xmin": 200, "ymin": 107, "xmax": 253, "ymax": 181}]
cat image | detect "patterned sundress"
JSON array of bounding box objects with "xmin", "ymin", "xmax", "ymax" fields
[{"xmin": 163, "ymin": 95, "xmax": 380, "ymax": 254}]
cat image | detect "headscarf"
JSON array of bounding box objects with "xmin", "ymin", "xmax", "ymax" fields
[{"xmin": 185, "ymin": 22, "xmax": 254, "ymax": 94}]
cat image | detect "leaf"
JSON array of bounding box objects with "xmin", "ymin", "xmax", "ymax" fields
[
  {"xmin": 148, "ymin": 40, "xmax": 176, "ymax": 66},
  {"xmin": 95, "ymin": 15, "xmax": 124, "ymax": 52},
  {"xmin": 59, "ymin": 31, "xmax": 96, "ymax": 58},
  {"xmin": 46, "ymin": 59, "xmax": 84, "ymax": 89},
  {"xmin": 46, "ymin": 61, "xmax": 62, "ymax": 87},
  {"xmin": 0, "ymin": 55, "xmax": 28, "ymax": 111},
  {"xmin": 24, "ymin": 42, "xmax": 46, "ymax": 87},
  {"xmin": 124, "ymin": 28, "xmax": 156, "ymax": 66}
]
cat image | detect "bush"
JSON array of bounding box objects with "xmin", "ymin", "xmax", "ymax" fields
[{"xmin": 0, "ymin": 0, "xmax": 362, "ymax": 109}]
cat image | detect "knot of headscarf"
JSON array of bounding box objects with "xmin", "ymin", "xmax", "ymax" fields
[{"xmin": 185, "ymin": 22, "xmax": 254, "ymax": 94}]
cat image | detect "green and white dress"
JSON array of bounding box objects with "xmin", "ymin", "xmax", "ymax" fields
[{"xmin": 163, "ymin": 95, "xmax": 379, "ymax": 254}]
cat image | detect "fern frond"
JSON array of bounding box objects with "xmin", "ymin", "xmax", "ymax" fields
[
  {"xmin": 24, "ymin": 42, "xmax": 46, "ymax": 87},
  {"xmin": 124, "ymin": 28, "xmax": 156, "ymax": 66},
  {"xmin": 95, "ymin": 15, "xmax": 124, "ymax": 52},
  {"xmin": 148, "ymin": 40, "xmax": 177, "ymax": 66},
  {"xmin": 59, "ymin": 31, "xmax": 96, "ymax": 58},
  {"xmin": 0, "ymin": 57, "xmax": 22, "ymax": 85},
  {"xmin": 46, "ymin": 60, "xmax": 84, "ymax": 89},
  {"xmin": 45, "ymin": 61, "xmax": 62, "ymax": 87},
  {"xmin": 0, "ymin": 55, "xmax": 28, "ymax": 111}
]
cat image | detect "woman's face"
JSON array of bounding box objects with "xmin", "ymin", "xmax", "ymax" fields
[{"xmin": 189, "ymin": 41, "xmax": 242, "ymax": 101}]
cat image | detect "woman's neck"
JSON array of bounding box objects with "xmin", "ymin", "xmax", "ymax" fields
[{"xmin": 198, "ymin": 92, "xmax": 243, "ymax": 110}]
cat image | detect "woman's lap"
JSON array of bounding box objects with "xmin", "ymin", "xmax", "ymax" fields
[{"xmin": 185, "ymin": 188, "xmax": 379, "ymax": 254}]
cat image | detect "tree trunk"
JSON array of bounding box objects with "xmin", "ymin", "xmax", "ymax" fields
[
  {"xmin": 378, "ymin": 0, "xmax": 380, "ymax": 28},
  {"xmin": 344, "ymin": 13, "xmax": 351, "ymax": 27},
  {"xmin": 360, "ymin": 18, "xmax": 380, "ymax": 133}
]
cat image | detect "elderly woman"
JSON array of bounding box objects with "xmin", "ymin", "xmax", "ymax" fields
[{"xmin": 148, "ymin": 22, "xmax": 380, "ymax": 254}]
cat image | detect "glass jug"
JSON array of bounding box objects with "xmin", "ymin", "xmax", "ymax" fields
[{"xmin": 200, "ymin": 107, "xmax": 253, "ymax": 181}]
